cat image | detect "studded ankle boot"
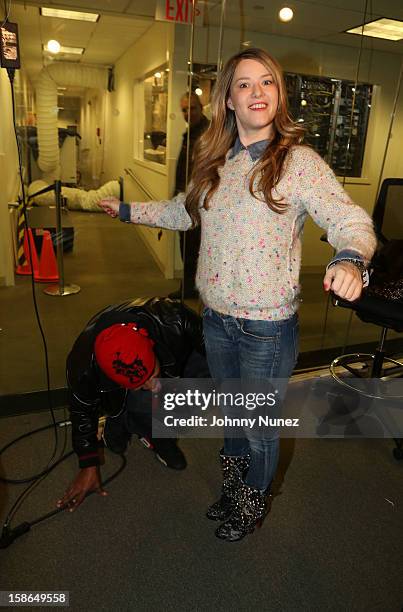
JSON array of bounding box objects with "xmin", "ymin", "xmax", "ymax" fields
[
  {"xmin": 206, "ymin": 449, "xmax": 251, "ymax": 522},
  {"xmin": 215, "ymin": 481, "xmax": 270, "ymax": 542}
]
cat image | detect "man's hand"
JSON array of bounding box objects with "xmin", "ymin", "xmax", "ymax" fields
[
  {"xmin": 57, "ymin": 466, "xmax": 108, "ymax": 512},
  {"xmin": 323, "ymin": 261, "xmax": 363, "ymax": 301},
  {"xmin": 98, "ymin": 196, "xmax": 120, "ymax": 218}
]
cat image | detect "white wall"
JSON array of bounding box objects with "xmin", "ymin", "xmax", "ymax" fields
[
  {"xmin": 98, "ymin": 20, "xmax": 180, "ymax": 278},
  {"xmin": 0, "ymin": 68, "xmax": 33, "ymax": 286},
  {"xmin": 80, "ymin": 88, "xmax": 106, "ymax": 188}
]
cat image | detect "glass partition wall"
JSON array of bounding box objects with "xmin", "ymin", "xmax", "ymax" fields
[
  {"xmin": 181, "ymin": 0, "xmax": 403, "ymax": 365},
  {"xmin": 1, "ymin": 0, "xmax": 402, "ymax": 399}
]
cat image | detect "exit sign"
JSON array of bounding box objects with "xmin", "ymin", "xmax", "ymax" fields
[{"xmin": 155, "ymin": 0, "xmax": 204, "ymax": 25}]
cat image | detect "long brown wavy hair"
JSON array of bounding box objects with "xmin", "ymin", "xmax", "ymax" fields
[{"xmin": 185, "ymin": 48, "xmax": 305, "ymax": 226}]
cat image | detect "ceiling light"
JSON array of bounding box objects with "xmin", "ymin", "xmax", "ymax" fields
[
  {"xmin": 346, "ymin": 18, "xmax": 403, "ymax": 41},
  {"xmin": 59, "ymin": 45, "xmax": 84, "ymax": 55},
  {"xmin": 195, "ymin": 88, "xmax": 203, "ymax": 96},
  {"xmin": 43, "ymin": 44, "xmax": 84, "ymax": 55},
  {"xmin": 40, "ymin": 7, "xmax": 99, "ymax": 22},
  {"xmin": 154, "ymin": 72, "xmax": 162, "ymax": 78},
  {"xmin": 47, "ymin": 39, "xmax": 60, "ymax": 54},
  {"xmin": 300, "ymin": 99, "xmax": 307, "ymax": 106},
  {"xmin": 279, "ymin": 7, "xmax": 294, "ymax": 22}
]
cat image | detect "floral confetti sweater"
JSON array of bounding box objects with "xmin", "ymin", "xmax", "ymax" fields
[{"xmin": 127, "ymin": 144, "xmax": 377, "ymax": 321}]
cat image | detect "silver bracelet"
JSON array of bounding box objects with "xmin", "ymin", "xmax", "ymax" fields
[{"xmin": 328, "ymin": 259, "xmax": 369, "ymax": 287}]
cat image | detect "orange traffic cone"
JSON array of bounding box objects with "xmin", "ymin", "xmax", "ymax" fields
[
  {"xmin": 16, "ymin": 228, "xmax": 40, "ymax": 276},
  {"xmin": 34, "ymin": 230, "xmax": 59, "ymax": 283}
]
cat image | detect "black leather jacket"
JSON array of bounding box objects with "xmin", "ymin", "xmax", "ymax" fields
[{"xmin": 66, "ymin": 297, "xmax": 204, "ymax": 468}]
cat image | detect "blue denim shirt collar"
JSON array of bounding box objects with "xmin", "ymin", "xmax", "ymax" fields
[{"xmin": 228, "ymin": 137, "xmax": 269, "ymax": 161}]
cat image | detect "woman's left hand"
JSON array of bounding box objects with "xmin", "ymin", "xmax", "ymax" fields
[{"xmin": 323, "ymin": 262, "xmax": 363, "ymax": 301}]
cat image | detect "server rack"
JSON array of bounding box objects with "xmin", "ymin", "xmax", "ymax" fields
[{"xmin": 285, "ymin": 72, "xmax": 372, "ymax": 177}]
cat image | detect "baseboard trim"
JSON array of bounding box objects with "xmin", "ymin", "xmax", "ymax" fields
[
  {"xmin": 0, "ymin": 387, "xmax": 68, "ymax": 418},
  {"xmin": 1, "ymin": 337, "xmax": 402, "ymax": 418}
]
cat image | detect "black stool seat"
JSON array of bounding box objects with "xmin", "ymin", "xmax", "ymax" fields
[
  {"xmin": 335, "ymin": 292, "xmax": 403, "ymax": 332},
  {"xmin": 330, "ymin": 177, "xmax": 403, "ymax": 459}
]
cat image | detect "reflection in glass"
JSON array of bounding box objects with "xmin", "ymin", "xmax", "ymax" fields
[
  {"xmin": 143, "ymin": 68, "xmax": 168, "ymax": 165},
  {"xmin": 286, "ymin": 72, "xmax": 372, "ymax": 177}
]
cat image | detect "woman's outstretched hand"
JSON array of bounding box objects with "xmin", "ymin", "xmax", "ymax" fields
[
  {"xmin": 323, "ymin": 262, "xmax": 363, "ymax": 302},
  {"xmin": 98, "ymin": 196, "xmax": 121, "ymax": 218}
]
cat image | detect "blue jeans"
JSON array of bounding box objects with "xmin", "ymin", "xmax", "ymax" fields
[{"xmin": 203, "ymin": 308, "xmax": 299, "ymax": 491}]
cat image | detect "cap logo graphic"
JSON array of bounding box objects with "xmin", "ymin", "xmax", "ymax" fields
[{"xmin": 112, "ymin": 351, "xmax": 148, "ymax": 384}]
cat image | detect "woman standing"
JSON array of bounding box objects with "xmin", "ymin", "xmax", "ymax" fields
[{"xmin": 99, "ymin": 48, "xmax": 376, "ymax": 542}]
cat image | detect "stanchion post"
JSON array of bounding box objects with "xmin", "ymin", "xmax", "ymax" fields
[{"xmin": 44, "ymin": 180, "xmax": 80, "ymax": 296}]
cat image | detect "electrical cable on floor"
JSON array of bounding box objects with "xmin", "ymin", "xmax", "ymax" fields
[
  {"xmin": 7, "ymin": 67, "xmax": 58, "ymax": 451},
  {"xmin": 0, "ymin": 420, "xmax": 127, "ymax": 548},
  {"xmin": 1, "ymin": 66, "xmax": 79, "ymax": 543},
  {"xmin": 2, "ymin": 26, "xmax": 128, "ymax": 549},
  {"xmin": 0, "ymin": 421, "xmax": 72, "ymax": 485},
  {"xmin": 0, "ymin": 456, "xmax": 128, "ymax": 550}
]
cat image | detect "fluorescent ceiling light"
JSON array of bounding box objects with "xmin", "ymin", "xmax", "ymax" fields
[
  {"xmin": 40, "ymin": 7, "xmax": 99, "ymax": 22},
  {"xmin": 346, "ymin": 18, "xmax": 403, "ymax": 41},
  {"xmin": 59, "ymin": 45, "xmax": 84, "ymax": 55},
  {"xmin": 43, "ymin": 44, "xmax": 84, "ymax": 55}
]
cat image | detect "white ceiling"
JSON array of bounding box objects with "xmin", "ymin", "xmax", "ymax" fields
[
  {"xmin": 9, "ymin": 0, "xmax": 403, "ymax": 87},
  {"xmin": 9, "ymin": 3, "xmax": 153, "ymax": 82}
]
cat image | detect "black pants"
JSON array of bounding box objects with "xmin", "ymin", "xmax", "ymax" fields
[
  {"xmin": 179, "ymin": 227, "xmax": 201, "ymax": 293},
  {"xmin": 124, "ymin": 388, "xmax": 153, "ymax": 438}
]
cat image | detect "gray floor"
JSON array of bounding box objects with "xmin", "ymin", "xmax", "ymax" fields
[{"xmin": 0, "ymin": 410, "xmax": 402, "ymax": 611}]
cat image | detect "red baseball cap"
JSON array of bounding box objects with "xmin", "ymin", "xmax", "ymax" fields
[{"xmin": 94, "ymin": 323, "xmax": 156, "ymax": 389}]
